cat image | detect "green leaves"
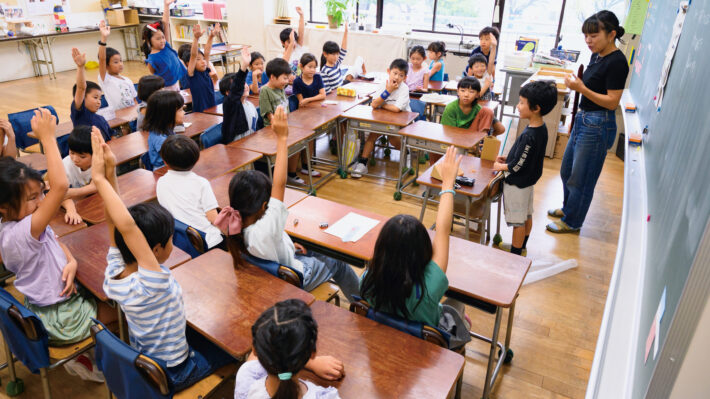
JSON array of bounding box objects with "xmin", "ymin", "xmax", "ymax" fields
[{"xmin": 325, "ymin": 0, "xmax": 354, "ymax": 27}]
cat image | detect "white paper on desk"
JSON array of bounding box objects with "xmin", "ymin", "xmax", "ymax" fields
[
  {"xmin": 96, "ymin": 107, "xmax": 116, "ymax": 121},
  {"xmin": 420, "ymin": 93, "xmax": 457, "ymax": 105},
  {"xmin": 325, "ymin": 212, "xmax": 380, "ymax": 243},
  {"xmin": 183, "ymin": 122, "xmax": 193, "ymax": 128}
]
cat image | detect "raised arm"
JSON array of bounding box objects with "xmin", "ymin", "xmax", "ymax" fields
[
  {"xmin": 430, "ymin": 146, "xmax": 462, "ymax": 272},
  {"xmin": 270, "ymin": 106, "xmax": 288, "ymax": 201},
  {"xmin": 341, "ymin": 23, "xmax": 348, "ymax": 51},
  {"xmin": 163, "ymin": 0, "xmax": 174, "ymax": 43},
  {"xmin": 72, "ymin": 48, "xmax": 87, "ymax": 111},
  {"xmin": 98, "ymin": 20, "xmax": 110, "ymax": 81},
  {"xmin": 188, "ymin": 24, "xmax": 203, "ymax": 77},
  {"xmin": 230, "ymin": 47, "xmax": 251, "ymax": 100},
  {"xmin": 91, "ymin": 131, "xmax": 161, "ymax": 271},
  {"xmin": 283, "ymin": 30, "xmax": 296, "ymax": 61},
  {"xmin": 488, "ymin": 35, "xmax": 497, "ymax": 77},
  {"xmin": 296, "ymin": 6, "xmax": 305, "ymax": 46},
  {"xmin": 30, "ymin": 109, "xmax": 68, "ymax": 239},
  {"xmin": 204, "ymin": 23, "xmax": 220, "ymax": 62},
  {"xmin": 0, "ymin": 120, "xmax": 17, "ymax": 158}
]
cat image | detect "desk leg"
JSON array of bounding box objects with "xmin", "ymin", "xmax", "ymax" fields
[
  {"xmin": 395, "ymin": 136, "xmax": 408, "ymax": 197},
  {"xmin": 43, "ymin": 37, "xmax": 56, "ymax": 79},
  {"xmin": 465, "ymin": 198, "xmax": 471, "ymax": 241},
  {"xmin": 24, "ymin": 41, "xmax": 40, "ymax": 77},
  {"xmin": 483, "ymin": 307, "xmax": 503, "ymax": 399},
  {"xmin": 500, "ymin": 74, "xmax": 510, "ymax": 120},
  {"xmin": 335, "ymin": 118, "xmax": 344, "ymax": 172},
  {"xmin": 505, "ymin": 298, "xmax": 516, "ymax": 353},
  {"xmin": 419, "ymin": 187, "xmax": 430, "ymax": 221},
  {"xmin": 305, "ymin": 144, "xmax": 315, "ymax": 195},
  {"xmin": 117, "ymin": 306, "xmax": 126, "ymax": 342}
]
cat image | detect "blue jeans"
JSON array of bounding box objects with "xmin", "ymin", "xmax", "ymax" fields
[
  {"xmin": 560, "ymin": 109, "xmax": 617, "ymax": 229},
  {"xmin": 410, "ymin": 99, "xmax": 427, "ymax": 121},
  {"xmin": 297, "ymin": 252, "xmax": 360, "ymax": 303},
  {"xmin": 164, "ymin": 326, "xmax": 236, "ymax": 392}
]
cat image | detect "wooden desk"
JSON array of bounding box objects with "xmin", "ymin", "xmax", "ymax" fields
[
  {"xmin": 27, "ymin": 121, "xmax": 74, "ymax": 140},
  {"xmin": 107, "ymin": 131, "xmax": 147, "ymax": 165},
  {"xmin": 28, "ymin": 105, "xmax": 139, "ymax": 140},
  {"xmin": 17, "ymin": 153, "xmax": 47, "ymax": 171},
  {"xmin": 180, "ymin": 89, "xmax": 192, "ymax": 105},
  {"xmin": 203, "ymin": 95, "xmax": 260, "ymax": 116},
  {"xmin": 323, "ymin": 91, "xmax": 371, "ymax": 110},
  {"xmin": 75, "ymin": 169, "xmax": 159, "ymax": 224},
  {"xmin": 230, "ymin": 125, "xmax": 317, "ymax": 193},
  {"xmin": 60, "ymin": 222, "xmax": 191, "ymax": 303},
  {"xmin": 153, "ymin": 144, "xmax": 260, "ymax": 181},
  {"xmin": 427, "ymin": 80, "xmax": 447, "ymax": 92},
  {"xmin": 172, "ymin": 249, "xmax": 314, "ymax": 359},
  {"xmin": 285, "ymin": 196, "xmax": 387, "ymax": 267},
  {"xmin": 299, "ymin": 301, "xmax": 464, "ymax": 399},
  {"xmin": 416, "ymin": 155, "xmax": 497, "ymax": 242},
  {"xmin": 443, "ymin": 233, "xmax": 531, "ymax": 399},
  {"xmin": 183, "ymin": 112, "xmax": 223, "ymax": 139},
  {"xmin": 396, "ymin": 121, "xmax": 487, "ymax": 200},
  {"xmin": 288, "ymin": 106, "xmax": 342, "ymax": 131},
  {"xmin": 49, "ymin": 210, "xmax": 87, "ymax": 237},
  {"xmin": 210, "ymin": 171, "xmax": 308, "ymax": 210},
  {"xmin": 340, "ymin": 81, "xmax": 379, "ymax": 97}
]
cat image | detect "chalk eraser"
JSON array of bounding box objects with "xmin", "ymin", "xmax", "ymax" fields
[
  {"xmin": 625, "ymin": 102, "xmax": 636, "ymax": 112},
  {"xmin": 629, "ymin": 133, "xmax": 642, "ymax": 143}
]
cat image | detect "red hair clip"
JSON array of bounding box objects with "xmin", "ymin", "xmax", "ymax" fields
[{"xmin": 147, "ymin": 22, "xmax": 161, "ymax": 32}]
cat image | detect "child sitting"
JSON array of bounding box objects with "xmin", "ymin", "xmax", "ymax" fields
[
  {"xmin": 60, "ymin": 126, "xmax": 99, "ymax": 225},
  {"xmin": 0, "ymin": 109, "xmax": 110, "ymax": 381},
  {"xmin": 293, "ymin": 53, "xmax": 325, "ymax": 106},
  {"xmin": 280, "ymin": 6, "xmax": 307, "ymax": 73},
  {"xmin": 141, "ymin": 0, "xmax": 186, "ymax": 91},
  {"xmin": 220, "ymin": 47, "xmax": 259, "ymax": 143},
  {"xmin": 91, "ymin": 132, "xmax": 234, "ymax": 391},
  {"xmin": 136, "ymin": 75, "xmax": 165, "ymax": 132},
  {"xmin": 246, "ymin": 52, "xmax": 269, "ymax": 94},
  {"xmin": 70, "ymin": 48, "xmax": 112, "ymax": 141},
  {"xmin": 259, "ymin": 58, "xmax": 304, "ymax": 185},
  {"xmin": 143, "ymin": 90, "xmax": 185, "ymax": 170},
  {"xmin": 179, "ymin": 24, "xmax": 220, "ymax": 112},
  {"xmin": 218, "ymin": 106, "xmax": 360, "ymax": 302},
  {"xmin": 350, "ymin": 59, "xmax": 410, "ymax": 178},
  {"xmin": 157, "ymin": 135, "xmax": 223, "ymax": 249},
  {"xmin": 0, "ymin": 119, "xmax": 17, "ymax": 158},
  {"xmin": 493, "ymin": 81, "xmax": 557, "ymax": 255},
  {"xmin": 360, "ymin": 146, "xmax": 471, "ymax": 349},
  {"xmin": 320, "ymin": 24, "xmax": 351, "ymax": 94},
  {"xmin": 470, "ymin": 26, "xmax": 499, "ymax": 78},
  {"xmin": 235, "ymin": 299, "xmax": 343, "ymax": 399},
  {"xmin": 465, "ymin": 55, "xmax": 506, "ymax": 136},
  {"xmin": 406, "ymin": 45, "xmax": 429, "ymax": 121},
  {"xmin": 97, "ymin": 20, "xmax": 136, "ymax": 111},
  {"xmin": 427, "ymin": 41, "xmax": 446, "ymax": 82}
]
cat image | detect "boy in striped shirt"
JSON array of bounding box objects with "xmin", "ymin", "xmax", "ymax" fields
[{"xmin": 89, "ymin": 131, "xmax": 233, "ymax": 391}]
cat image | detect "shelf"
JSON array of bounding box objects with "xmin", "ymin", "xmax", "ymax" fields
[
  {"xmin": 170, "ymin": 16, "xmax": 228, "ymax": 23},
  {"xmin": 137, "ymin": 14, "xmax": 161, "ymax": 18}
]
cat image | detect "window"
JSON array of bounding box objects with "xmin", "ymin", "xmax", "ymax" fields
[
  {"xmin": 434, "ymin": 0, "xmax": 496, "ymax": 36},
  {"xmin": 500, "ymin": 0, "xmax": 565, "ymax": 58},
  {"xmin": 382, "ymin": 0, "xmax": 435, "ymax": 31},
  {"xmin": 559, "ymin": 0, "xmax": 628, "ymax": 66}
]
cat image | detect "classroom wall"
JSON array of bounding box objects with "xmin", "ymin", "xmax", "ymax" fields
[{"xmin": 669, "ymin": 296, "xmax": 710, "ymax": 398}]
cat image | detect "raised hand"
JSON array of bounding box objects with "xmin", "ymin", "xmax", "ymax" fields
[
  {"xmin": 210, "ymin": 23, "xmax": 221, "ymax": 37},
  {"xmin": 99, "ymin": 20, "xmax": 111, "ymax": 39},
  {"xmin": 90, "ymin": 130, "xmax": 108, "ymax": 182},
  {"xmin": 272, "ymin": 106, "xmax": 288, "ymax": 140},
  {"xmin": 438, "ymin": 145, "xmax": 463, "ymax": 188},
  {"xmin": 30, "ymin": 108, "xmax": 56, "ymax": 142},
  {"xmin": 193, "ymin": 24, "xmax": 203, "ymax": 39},
  {"xmin": 295, "ymin": 6, "xmax": 303, "ymax": 16},
  {"xmin": 240, "ymin": 46, "xmax": 251, "ymax": 67},
  {"xmin": 490, "ymin": 33, "xmax": 497, "ymax": 48},
  {"xmin": 72, "ymin": 47, "xmax": 86, "ymax": 67}
]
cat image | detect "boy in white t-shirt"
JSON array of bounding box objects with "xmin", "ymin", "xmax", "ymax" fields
[
  {"xmin": 350, "ymin": 58, "xmax": 411, "ymax": 178},
  {"xmin": 60, "ymin": 126, "xmax": 98, "ymax": 225},
  {"xmin": 156, "ymin": 135, "xmax": 223, "ymax": 250},
  {"xmin": 97, "ymin": 20, "xmax": 136, "ymax": 110},
  {"xmin": 280, "ymin": 6, "xmax": 308, "ymax": 76}
]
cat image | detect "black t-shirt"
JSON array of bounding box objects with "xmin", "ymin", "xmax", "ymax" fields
[
  {"xmin": 579, "ymin": 49, "xmax": 629, "ymax": 111},
  {"xmin": 505, "ymin": 125, "xmax": 548, "ymax": 188}
]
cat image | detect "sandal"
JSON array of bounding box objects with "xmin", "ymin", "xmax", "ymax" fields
[
  {"xmin": 547, "ymin": 208, "xmax": 564, "ymax": 218},
  {"xmin": 546, "ymin": 220, "xmax": 580, "ymax": 234}
]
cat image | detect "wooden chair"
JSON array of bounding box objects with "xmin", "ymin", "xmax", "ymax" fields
[{"xmin": 452, "ymin": 172, "xmax": 504, "ymax": 244}]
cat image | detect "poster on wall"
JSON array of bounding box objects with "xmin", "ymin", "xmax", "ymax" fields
[{"xmin": 24, "ymin": 0, "xmax": 71, "ymax": 16}]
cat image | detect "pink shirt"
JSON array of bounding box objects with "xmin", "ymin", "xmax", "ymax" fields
[
  {"xmin": 0, "ymin": 214, "xmax": 67, "ymax": 306},
  {"xmin": 406, "ymin": 63, "xmax": 428, "ymax": 91}
]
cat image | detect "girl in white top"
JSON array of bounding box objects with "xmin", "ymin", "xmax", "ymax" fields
[
  {"xmin": 97, "ymin": 20, "xmax": 137, "ymax": 110},
  {"xmin": 234, "ymin": 299, "xmax": 342, "ymax": 399}
]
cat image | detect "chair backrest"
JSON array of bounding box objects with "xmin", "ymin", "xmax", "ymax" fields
[
  {"xmin": 173, "ymin": 219, "xmax": 207, "ymax": 259},
  {"xmin": 100, "ymin": 95, "xmax": 109, "ymax": 109},
  {"xmin": 91, "ymin": 321, "xmax": 172, "ymax": 399},
  {"xmin": 214, "ymin": 90, "xmax": 225, "ymax": 106},
  {"xmin": 349, "ymin": 296, "xmax": 450, "ymax": 348},
  {"xmin": 487, "ymin": 172, "xmax": 505, "ymax": 202},
  {"xmin": 140, "ymin": 152, "xmax": 154, "ymax": 171},
  {"xmin": 288, "ymin": 94, "xmax": 299, "ymax": 112},
  {"xmin": 0, "ymin": 288, "xmax": 50, "ymax": 373},
  {"xmin": 8, "ymin": 105, "xmax": 59, "ymax": 149},
  {"xmin": 240, "ymin": 253, "xmax": 304, "ymax": 288},
  {"xmin": 200, "ymin": 123, "xmax": 223, "ymax": 149}
]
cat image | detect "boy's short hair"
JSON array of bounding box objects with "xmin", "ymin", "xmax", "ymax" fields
[
  {"xmin": 279, "ymin": 28, "xmax": 298, "ymax": 45},
  {"xmin": 479, "ymin": 26, "xmax": 500, "ymax": 42},
  {"xmin": 265, "ymin": 58, "xmax": 292, "ymax": 79},
  {"xmin": 114, "ymin": 203, "xmax": 174, "ymax": 265},
  {"xmin": 177, "ymin": 43, "xmax": 204, "ymax": 65},
  {"xmin": 105, "ymin": 47, "xmax": 120, "ymax": 65},
  {"xmin": 72, "ymin": 81, "xmax": 102, "ymax": 97},
  {"xmin": 468, "ymin": 54, "xmax": 488, "ymax": 68},
  {"xmin": 160, "ymin": 135, "xmax": 200, "ymax": 171},
  {"xmin": 389, "ymin": 58, "xmax": 409, "ymax": 75},
  {"xmin": 67, "ymin": 125, "xmax": 93, "ymax": 155},
  {"xmin": 138, "ymin": 75, "xmax": 165, "ymax": 102},
  {"xmin": 520, "ymin": 80, "xmax": 558, "ymax": 116},
  {"xmin": 457, "ymin": 76, "xmax": 481, "ymax": 91},
  {"xmin": 219, "ymin": 73, "xmax": 236, "ymax": 96}
]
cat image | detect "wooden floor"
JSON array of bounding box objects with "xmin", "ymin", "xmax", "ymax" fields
[{"xmin": 0, "ymin": 62, "xmax": 624, "ymax": 399}]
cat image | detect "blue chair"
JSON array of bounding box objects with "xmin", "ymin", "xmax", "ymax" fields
[
  {"xmin": 288, "ymin": 94, "xmax": 299, "ymax": 112},
  {"xmin": 8, "ymin": 105, "xmax": 59, "ymax": 152},
  {"xmin": 100, "ymin": 95, "xmax": 109, "ymax": 109},
  {"xmin": 213, "ymin": 90, "xmax": 224, "ymax": 106},
  {"xmin": 140, "ymin": 152, "xmax": 154, "ymax": 171},
  {"xmin": 241, "ymin": 253, "xmax": 340, "ymax": 306},
  {"xmin": 173, "ymin": 219, "xmax": 208, "ymax": 259},
  {"xmin": 0, "ymin": 288, "xmax": 95, "ymax": 398},
  {"xmin": 199, "ymin": 123, "xmax": 222, "ymax": 149},
  {"xmin": 443, "ymin": 73, "xmax": 449, "ymax": 81},
  {"xmin": 91, "ymin": 321, "xmax": 236, "ymax": 399}
]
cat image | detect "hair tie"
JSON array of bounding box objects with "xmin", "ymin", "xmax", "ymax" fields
[
  {"xmin": 214, "ymin": 206, "xmax": 242, "ymax": 235},
  {"xmin": 278, "ymin": 372, "xmax": 292, "ymax": 380},
  {"xmin": 147, "ymin": 22, "xmax": 160, "ymax": 32}
]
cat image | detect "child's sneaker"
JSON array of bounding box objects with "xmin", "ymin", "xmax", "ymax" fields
[
  {"xmin": 496, "ymin": 242, "xmax": 527, "ymax": 257},
  {"xmin": 64, "ymin": 354, "xmax": 105, "ymax": 383},
  {"xmin": 350, "ymin": 162, "xmax": 368, "ymax": 178},
  {"xmin": 287, "ymin": 175, "xmax": 306, "ymax": 185},
  {"xmin": 300, "ymin": 167, "xmax": 322, "ymax": 177}
]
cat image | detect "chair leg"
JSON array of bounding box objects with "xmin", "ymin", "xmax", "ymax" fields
[
  {"xmin": 40, "ymin": 368, "xmax": 51, "ymax": 399},
  {"xmin": 3, "ymin": 334, "xmax": 17, "ymax": 382},
  {"xmin": 455, "ymin": 372, "xmax": 463, "ymax": 399}
]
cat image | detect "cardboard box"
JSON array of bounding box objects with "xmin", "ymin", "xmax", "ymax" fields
[
  {"xmin": 554, "ymin": 132, "xmax": 569, "ymax": 159},
  {"xmin": 481, "ymin": 136, "xmax": 501, "ymax": 161},
  {"xmin": 106, "ymin": 8, "xmax": 138, "ymax": 26}
]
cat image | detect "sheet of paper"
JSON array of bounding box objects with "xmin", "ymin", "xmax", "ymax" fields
[
  {"xmin": 183, "ymin": 122, "xmax": 193, "ymax": 128},
  {"xmin": 624, "ymin": 0, "xmax": 651, "ymax": 35},
  {"xmin": 656, "ymin": 1, "xmax": 688, "ymax": 108},
  {"xmin": 324, "ymin": 212, "xmax": 380, "ymax": 243},
  {"xmin": 420, "ymin": 93, "xmax": 457, "ymax": 105},
  {"xmin": 653, "ymin": 287, "xmax": 667, "ymax": 359}
]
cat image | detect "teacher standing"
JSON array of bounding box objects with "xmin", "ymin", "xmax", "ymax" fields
[{"xmin": 547, "ymin": 10, "xmax": 629, "ymax": 233}]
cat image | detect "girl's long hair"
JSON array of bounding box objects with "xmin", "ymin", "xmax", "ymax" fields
[
  {"xmin": 225, "ymin": 170, "xmax": 271, "ymax": 268},
  {"xmin": 141, "ymin": 90, "xmax": 184, "ymax": 135}
]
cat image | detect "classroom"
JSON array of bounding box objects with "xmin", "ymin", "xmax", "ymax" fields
[{"xmin": 0, "ymin": 0, "xmax": 709, "ymax": 398}]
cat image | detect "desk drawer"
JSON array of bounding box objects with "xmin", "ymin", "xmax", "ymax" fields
[{"xmin": 348, "ymin": 119, "xmax": 399, "ymax": 133}]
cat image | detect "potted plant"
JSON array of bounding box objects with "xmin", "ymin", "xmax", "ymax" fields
[{"xmin": 325, "ymin": 0, "xmax": 351, "ymax": 29}]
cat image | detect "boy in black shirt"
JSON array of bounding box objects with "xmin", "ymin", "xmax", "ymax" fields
[{"xmin": 493, "ymin": 81, "xmax": 558, "ymax": 256}]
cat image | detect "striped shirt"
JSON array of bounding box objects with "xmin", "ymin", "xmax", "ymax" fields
[
  {"xmin": 103, "ymin": 247, "xmax": 189, "ymax": 367},
  {"xmin": 321, "ymin": 48, "xmax": 347, "ymax": 93}
]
